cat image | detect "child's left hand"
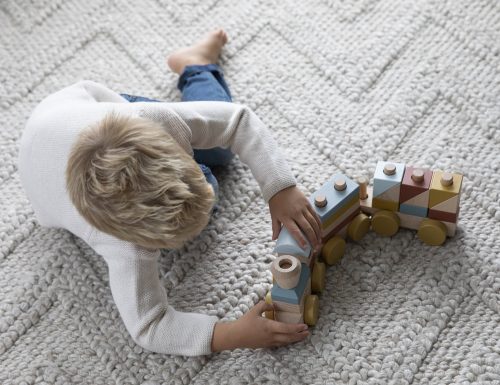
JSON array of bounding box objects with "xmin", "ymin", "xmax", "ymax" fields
[{"xmin": 268, "ymin": 186, "xmax": 322, "ymax": 251}]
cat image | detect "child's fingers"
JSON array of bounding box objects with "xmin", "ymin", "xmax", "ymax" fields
[
  {"xmin": 271, "ymin": 218, "xmax": 281, "ymax": 240},
  {"xmin": 295, "ymin": 215, "xmax": 318, "ymax": 248},
  {"xmin": 272, "ymin": 330, "xmax": 309, "ymax": 345},
  {"xmin": 268, "ymin": 320, "xmax": 308, "ymax": 335},
  {"xmin": 253, "ymin": 301, "xmax": 273, "ymax": 314},
  {"xmin": 303, "ymin": 209, "xmax": 321, "ymax": 244},
  {"xmin": 284, "ymin": 220, "xmax": 308, "ymax": 249},
  {"xmin": 307, "ymin": 204, "xmax": 322, "ymax": 230}
]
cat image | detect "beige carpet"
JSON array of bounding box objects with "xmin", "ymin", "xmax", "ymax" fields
[{"xmin": 1, "ymin": 0, "xmax": 499, "ymax": 384}]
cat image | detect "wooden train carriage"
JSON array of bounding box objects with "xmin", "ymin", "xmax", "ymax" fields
[
  {"xmin": 360, "ymin": 161, "xmax": 463, "ymax": 246},
  {"xmin": 266, "ymin": 174, "xmax": 371, "ymax": 326}
]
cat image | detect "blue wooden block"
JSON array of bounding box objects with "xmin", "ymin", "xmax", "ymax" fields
[
  {"xmin": 274, "ymin": 227, "xmax": 311, "ymax": 258},
  {"xmin": 309, "ymin": 173, "xmax": 359, "ymax": 223},
  {"xmin": 399, "ymin": 203, "xmax": 428, "ymax": 217},
  {"xmin": 271, "ymin": 263, "xmax": 310, "ymax": 305},
  {"xmin": 373, "ymin": 161, "xmax": 405, "ymax": 198}
]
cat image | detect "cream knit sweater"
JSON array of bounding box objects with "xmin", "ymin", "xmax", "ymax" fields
[{"xmin": 18, "ymin": 80, "xmax": 296, "ymax": 356}]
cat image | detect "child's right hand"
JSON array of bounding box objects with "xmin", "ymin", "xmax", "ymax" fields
[{"xmin": 211, "ymin": 301, "xmax": 309, "ymax": 352}]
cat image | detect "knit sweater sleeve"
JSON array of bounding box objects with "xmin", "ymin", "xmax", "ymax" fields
[
  {"xmin": 88, "ymin": 229, "xmax": 218, "ymax": 356},
  {"xmin": 134, "ymin": 101, "xmax": 297, "ymax": 202}
]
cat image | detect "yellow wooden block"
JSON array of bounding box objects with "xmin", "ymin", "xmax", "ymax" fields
[
  {"xmin": 304, "ymin": 295, "xmax": 319, "ymax": 326},
  {"xmin": 428, "ymin": 171, "xmax": 463, "ymax": 208},
  {"xmin": 372, "ymin": 197, "xmax": 399, "ymax": 212},
  {"xmin": 371, "ymin": 210, "xmax": 400, "ymax": 236},
  {"xmin": 418, "ymin": 218, "xmax": 447, "ymax": 246},
  {"xmin": 348, "ymin": 212, "xmax": 371, "ymax": 241},
  {"xmin": 430, "ymin": 194, "xmax": 460, "ymax": 213},
  {"xmin": 321, "ymin": 195, "xmax": 358, "ymax": 230}
]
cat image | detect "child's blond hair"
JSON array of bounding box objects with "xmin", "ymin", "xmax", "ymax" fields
[{"xmin": 66, "ymin": 113, "xmax": 215, "ymax": 249}]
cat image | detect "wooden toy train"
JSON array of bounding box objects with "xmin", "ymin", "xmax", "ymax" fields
[{"xmin": 265, "ymin": 160, "xmax": 463, "ymax": 326}]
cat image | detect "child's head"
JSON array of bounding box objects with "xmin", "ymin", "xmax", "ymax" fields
[{"xmin": 66, "ymin": 113, "xmax": 215, "ymax": 249}]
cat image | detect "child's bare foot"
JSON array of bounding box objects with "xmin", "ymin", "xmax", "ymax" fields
[{"xmin": 167, "ymin": 29, "xmax": 228, "ymax": 74}]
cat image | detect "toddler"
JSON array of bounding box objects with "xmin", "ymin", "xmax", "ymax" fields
[{"xmin": 19, "ymin": 29, "xmax": 322, "ymax": 356}]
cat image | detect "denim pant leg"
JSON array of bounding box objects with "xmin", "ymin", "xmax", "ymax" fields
[{"xmin": 178, "ymin": 64, "xmax": 235, "ymax": 167}]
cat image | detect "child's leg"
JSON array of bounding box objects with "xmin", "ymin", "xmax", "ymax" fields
[{"xmin": 177, "ymin": 64, "xmax": 234, "ymax": 167}]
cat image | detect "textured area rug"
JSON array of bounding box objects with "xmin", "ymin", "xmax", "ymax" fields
[{"xmin": 1, "ymin": 0, "xmax": 499, "ymax": 384}]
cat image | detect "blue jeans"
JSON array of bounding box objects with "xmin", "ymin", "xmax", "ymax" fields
[{"xmin": 121, "ymin": 64, "xmax": 234, "ymax": 197}]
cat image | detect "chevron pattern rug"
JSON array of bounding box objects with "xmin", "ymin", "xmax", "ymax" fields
[{"xmin": 1, "ymin": 0, "xmax": 499, "ymax": 384}]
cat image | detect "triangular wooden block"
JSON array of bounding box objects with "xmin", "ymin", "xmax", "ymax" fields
[
  {"xmin": 376, "ymin": 183, "xmax": 400, "ymax": 202},
  {"xmin": 403, "ymin": 190, "xmax": 429, "ymax": 207},
  {"xmin": 373, "ymin": 178, "xmax": 399, "ymax": 197},
  {"xmin": 430, "ymin": 194, "xmax": 459, "ymax": 212}
]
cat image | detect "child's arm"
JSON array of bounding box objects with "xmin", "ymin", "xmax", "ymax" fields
[
  {"xmin": 89, "ymin": 231, "xmax": 218, "ymax": 356},
  {"xmin": 90, "ymin": 230, "xmax": 309, "ymax": 355},
  {"xmin": 134, "ymin": 101, "xmax": 321, "ymax": 249}
]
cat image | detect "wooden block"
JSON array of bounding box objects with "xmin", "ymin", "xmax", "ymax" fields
[
  {"xmin": 430, "ymin": 194, "xmax": 460, "ymax": 213},
  {"xmin": 372, "ymin": 197, "xmax": 399, "ymax": 212},
  {"xmin": 271, "ymin": 274, "xmax": 311, "ymax": 313},
  {"xmin": 322, "ymin": 201, "xmax": 360, "ymax": 236},
  {"xmin": 271, "ymin": 255, "xmax": 301, "ymax": 289},
  {"xmin": 428, "ymin": 208, "xmax": 458, "ymax": 223},
  {"xmin": 373, "ymin": 161, "xmax": 405, "ymax": 198},
  {"xmin": 321, "ymin": 195, "xmax": 358, "ymax": 230},
  {"xmin": 428, "ymin": 171, "xmax": 463, "ymax": 208},
  {"xmin": 399, "ymin": 203, "xmax": 428, "ymax": 217},
  {"xmin": 274, "ymin": 226, "xmax": 311, "ymax": 259},
  {"xmin": 400, "ymin": 166, "xmax": 432, "ymax": 203},
  {"xmin": 272, "ymin": 298, "xmax": 304, "ymax": 313},
  {"xmin": 402, "ymin": 189, "xmax": 429, "ymax": 207},
  {"xmin": 397, "ymin": 211, "xmax": 424, "ymax": 231},
  {"xmin": 274, "ymin": 311, "xmax": 304, "ymax": 324},
  {"xmin": 322, "ymin": 208, "xmax": 360, "ymax": 242},
  {"xmin": 375, "ymin": 183, "xmax": 401, "ymax": 202},
  {"xmin": 309, "ymin": 173, "xmax": 359, "ymax": 224},
  {"xmin": 271, "ymin": 264, "xmax": 310, "ymax": 305}
]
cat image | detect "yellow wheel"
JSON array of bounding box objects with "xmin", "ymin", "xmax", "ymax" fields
[
  {"xmin": 348, "ymin": 212, "xmax": 371, "ymax": 241},
  {"xmin": 311, "ymin": 261, "xmax": 326, "ymax": 294},
  {"xmin": 304, "ymin": 295, "xmax": 319, "ymax": 326},
  {"xmin": 418, "ymin": 218, "xmax": 447, "ymax": 246},
  {"xmin": 371, "ymin": 210, "xmax": 400, "ymax": 236},
  {"xmin": 321, "ymin": 236, "xmax": 345, "ymax": 265},
  {"xmin": 264, "ymin": 291, "xmax": 274, "ymax": 320}
]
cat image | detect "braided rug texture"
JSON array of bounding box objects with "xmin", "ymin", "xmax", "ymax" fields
[{"xmin": 1, "ymin": 0, "xmax": 499, "ymax": 384}]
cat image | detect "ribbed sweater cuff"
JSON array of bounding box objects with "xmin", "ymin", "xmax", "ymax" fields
[{"xmin": 262, "ymin": 177, "xmax": 297, "ymax": 203}]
